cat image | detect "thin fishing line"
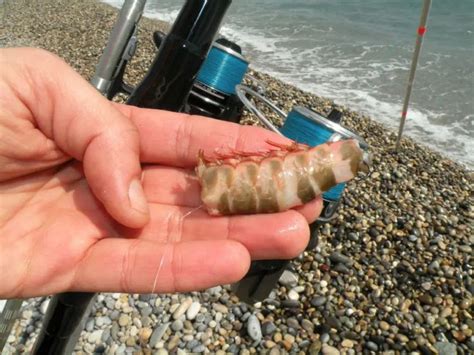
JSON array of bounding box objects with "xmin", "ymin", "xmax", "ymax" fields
[
  {"xmin": 197, "ymin": 45, "xmax": 248, "ymax": 95},
  {"xmin": 151, "ymin": 250, "xmax": 166, "ymax": 294}
]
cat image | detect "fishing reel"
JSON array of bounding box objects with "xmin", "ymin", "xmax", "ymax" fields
[
  {"xmin": 235, "ymin": 85, "xmax": 368, "ymax": 222},
  {"xmin": 186, "ymin": 38, "xmax": 248, "ymax": 122},
  {"xmin": 231, "ymin": 85, "xmax": 369, "ymax": 304},
  {"xmin": 153, "ymin": 33, "xmax": 248, "ymax": 122}
]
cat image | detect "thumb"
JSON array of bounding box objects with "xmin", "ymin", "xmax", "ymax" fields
[{"xmin": 7, "ymin": 48, "xmax": 149, "ymax": 228}]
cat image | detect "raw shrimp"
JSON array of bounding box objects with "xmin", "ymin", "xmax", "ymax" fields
[{"xmin": 196, "ymin": 139, "xmax": 370, "ymax": 216}]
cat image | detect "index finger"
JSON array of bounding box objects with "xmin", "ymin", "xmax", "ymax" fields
[{"xmin": 115, "ymin": 104, "xmax": 289, "ymax": 168}]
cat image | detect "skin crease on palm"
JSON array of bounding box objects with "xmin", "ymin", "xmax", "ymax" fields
[{"xmin": 0, "ymin": 48, "xmax": 322, "ymax": 299}]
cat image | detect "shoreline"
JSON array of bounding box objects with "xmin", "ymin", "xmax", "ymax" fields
[
  {"xmin": 1, "ymin": 1, "xmax": 473, "ymax": 354},
  {"xmin": 99, "ymin": 0, "xmax": 474, "ymax": 171}
]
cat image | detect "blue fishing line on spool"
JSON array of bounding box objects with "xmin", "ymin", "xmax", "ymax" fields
[
  {"xmin": 280, "ymin": 108, "xmax": 346, "ymax": 201},
  {"xmin": 197, "ymin": 46, "xmax": 248, "ymax": 95}
]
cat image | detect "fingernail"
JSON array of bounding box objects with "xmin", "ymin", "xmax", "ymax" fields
[{"xmin": 128, "ymin": 179, "xmax": 149, "ymax": 215}]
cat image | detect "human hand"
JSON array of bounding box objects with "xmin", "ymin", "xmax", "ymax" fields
[{"xmin": 0, "ymin": 48, "xmax": 321, "ymax": 298}]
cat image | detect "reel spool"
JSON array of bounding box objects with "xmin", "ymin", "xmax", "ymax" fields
[
  {"xmin": 236, "ymin": 85, "xmax": 369, "ymax": 221},
  {"xmin": 185, "ymin": 38, "xmax": 249, "ymax": 122}
]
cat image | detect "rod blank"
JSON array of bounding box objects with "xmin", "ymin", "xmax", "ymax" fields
[{"xmin": 395, "ymin": 0, "xmax": 432, "ymax": 150}]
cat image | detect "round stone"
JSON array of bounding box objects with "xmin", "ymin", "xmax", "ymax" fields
[
  {"xmin": 379, "ymin": 321, "xmax": 390, "ymax": 331},
  {"xmin": 139, "ymin": 327, "xmax": 152, "ymax": 343},
  {"xmin": 186, "ymin": 301, "xmax": 201, "ymax": 320},
  {"xmin": 341, "ymin": 339, "xmax": 354, "ymax": 348},
  {"xmin": 171, "ymin": 319, "xmax": 183, "ymax": 332},
  {"xmin": 247, "ymin": 315, "xmax": 262, "ymax": 342},
  {"xmin": 366, "ymin": 341, "xmax": 378, "ymax": 351},
  {"xmin": 311, "ymin": 296, "xmax": 327, "ymax": 307},
  {"xmin": 173, "ymin": 297, "xmax": 193, "ymax": 319},
  {"xmin": 279, "ymin": 270, "xmax": 299, "ymax": 287},
  {"xmin": 287, "ymin": 318, "xmax": 299, "ymax": 329},
  {"xmin": 118, "ymin": 314, "xmax": 130, "ymax": 327},
  {"xmin": 322, "ymin": 344, "xmax": 340, "ymax": 355},
  {"xmin": 262, "ymin": 321, "xmax": 277, "ymax": 336},
  {"xmin": 192, "ymin": 344, "xmax": 206, "ymax": 353},
  {"xmin": 288, "ymin": 289, "xmax": 300, "ymax": 301}
]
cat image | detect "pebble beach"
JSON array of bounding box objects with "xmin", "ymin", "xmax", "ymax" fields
[{"xmin": 1, "ymin": 0, "xmax": 473, "ymax": 354}]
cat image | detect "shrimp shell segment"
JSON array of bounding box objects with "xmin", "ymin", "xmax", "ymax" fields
[{"xmin": 196, "ymin": 139, "xmax": 368, "ymax": 216}]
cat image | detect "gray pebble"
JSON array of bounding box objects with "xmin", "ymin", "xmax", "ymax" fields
[
  {"xmin": 242, "ymin": 312, "xmax": 252, "ymax": 322},
  {"xmin": 299, "ymin": 339, "xmax": 310, "ymax": 348},
  {"xmin": 311, "ymin": 296, "xmax": 327, "ymax": 307},
  {"xmin": 196, "ymin": 324, "xmax": 207, "ymax": 332},
  {"xmin": 281, "ymin": 299, "xmax": 299, "ymax": 308},
  {"xmin": 434, "ymin": 342, "xmax": 457, "ymax": 355},
  {"xmin": 329, "ymin": 252, "xmax": 353, "ymax": 266},
  {"xmin": 232, "ymin": 306, "xmax": 243, "ymax": 317},
  {"xmin": 187, "ymin": 339, "xmax": 199, "ymax": 349},
  {"xmin": 95, "ymin": 316, "xmax": 105, "ymax": 327},
  {"xmin": 101, "ymin": 328, "xmax": 111, "ymax": 343},
  {"xmin": 333, "ymin": 263, "xmax": 351, "ymax": 274},
  {"xmin": 171, "ymin": 319, "xmax": 184, "ymax": 332},
  {"xmin": 302, "ymin": 319, "xmax": 314, "ymax": 333},
  {"xmin": 192, "ymin": 344, "xmax": 206, "ymax": 353},
  {"xmin": 149, "ymin": 322, "xmax": 170, "ymax": 348},
  {"xmin": 262, "ymin": 321, "xmax": 277, "ymax": 336},
  {"xmin": 85, "ymin": 319, "xmax": 95, "ymax": 332},
  {"xmin": 138, "ymin": 294, "xmax": 154, "ymax": 302},
  {"xmin": 366, "ymin": 341, "xmax": 378, "ymax": 351},
  {"xmin": 110, "ymin": 310, "xmax": 120, "ymax": 320},
  {"xmin": 228, "ymin": 344, "xmax": 238, "ymax": 353},
  {"xmin": 140, "ymin": 306, "xmax": 153, "ymax": 317},
  {"xmin": 247, "ymin": 315, "xmax": 262, "ymax": 342},
  {"xmin": 111, "ymin": 322, "xmax": 119, "ymax": 340},
  {"xmin": 287, "ymin": 317, "xmax": 300, "ymax": 329},
  {"xmin": 279, "ymin": 270, "xmax": 299, "ymax": 287},
  {"xmin": 116, "ymin": 344, "xmax": 126, "ymax": 355},
  {"xmin": 105, "ymin": 298, "xmax": 115, "ymax": 310},
  {"xmin": 325, "ymin": 316, "xmax": 341, "ymax": 330}
]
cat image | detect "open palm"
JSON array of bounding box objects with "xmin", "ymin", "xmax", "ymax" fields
[{"xmin": 0, "ymin": 48, "xmax": 319, "ymax": 298}]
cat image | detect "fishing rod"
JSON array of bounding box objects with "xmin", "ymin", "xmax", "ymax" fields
[
  {"xmin": 396, "ymin": 0, "xmax": 432, "ymax": 149},
  {"xmin": 0, "ymin": 300, "xmax": 23, "ymax": 353},
  {"xmin": 91, "ymin": 0, "xmax": 146, "ymax": 99},
  {"xmin": 127, "ymin": 0, "xmax": 232, "ymax": 110},
  {"xmin": 31, "ymin": 0, "xmax": 232, "ymax": 353}
]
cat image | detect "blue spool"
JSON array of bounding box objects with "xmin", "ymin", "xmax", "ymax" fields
[
  {"xmin": 197, "ymin": 43, "xmax": 249, "ymax": 95},
  {"xmin": 280, "ymin": 106, "xmax": 367, "ymax": 201}
]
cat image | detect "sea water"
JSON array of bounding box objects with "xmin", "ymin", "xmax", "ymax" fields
[{"xmin": 102, "ymin": 0, "xmax": 473, "ymax": 169}]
